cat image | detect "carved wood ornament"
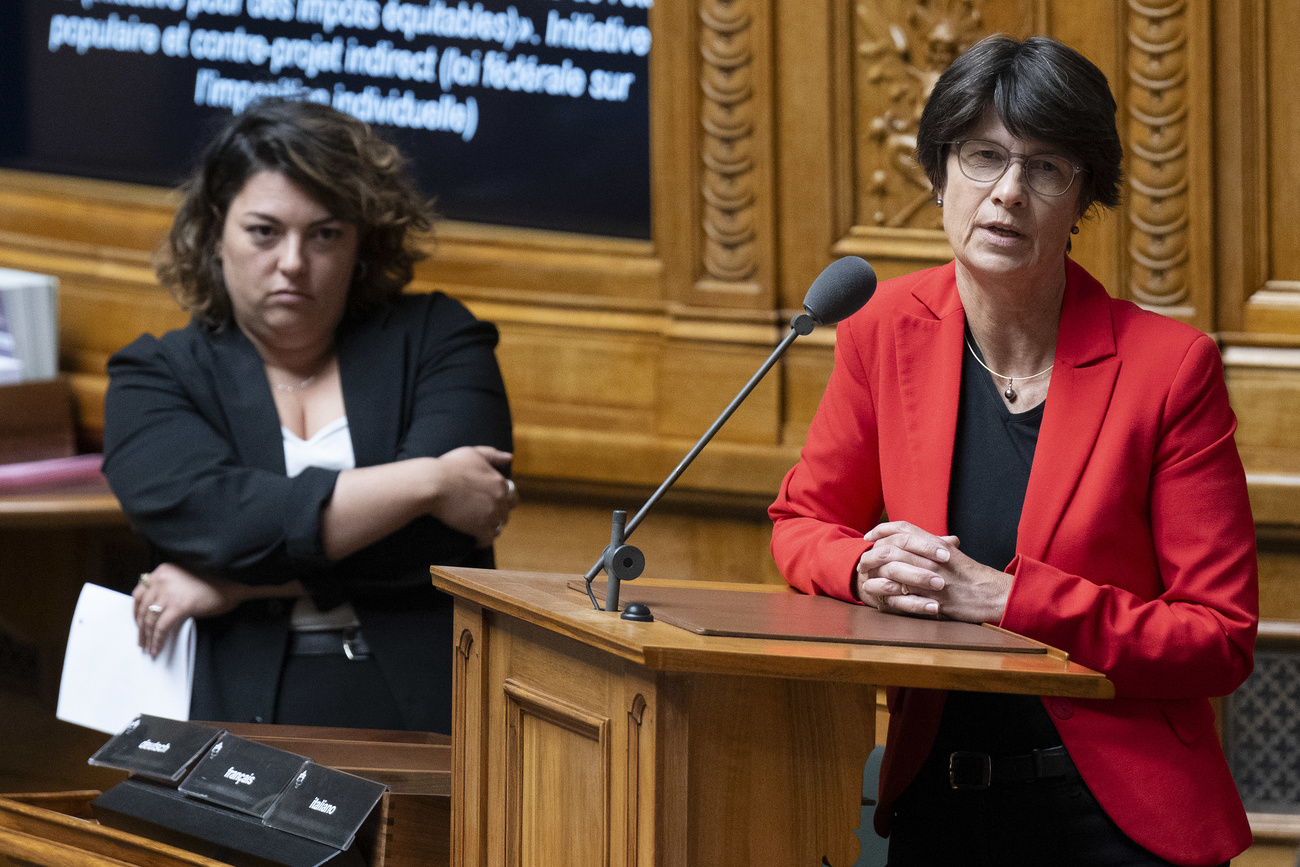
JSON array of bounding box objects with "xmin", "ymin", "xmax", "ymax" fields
[
  {"xmin": 1125, "ymin": 0, "xmax": 1190, "ymax": 311},
  {"xmin": 855, "ymin": 0, "xmax": 984, "ymax": 230},
  {"xmin": 850, "ymin": 1, "xmax": 1045, "ymax": 233},
  {"xmin": 699, "ymin": 0, "xmax": 758, "ymax": 286}
]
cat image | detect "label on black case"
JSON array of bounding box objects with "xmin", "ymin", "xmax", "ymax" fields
[
  {"xmin": 178, "ymin": 733, "xmax": 310, "ymax": 818},
  {"xmin": 262, "ymin": 762, "xmax": 387, "ymax": 850},
  {"xmin": 88, "ymin": 715, "xmax": 223, "ymax": 783}
]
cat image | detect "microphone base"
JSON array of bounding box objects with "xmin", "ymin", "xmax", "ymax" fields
[{"xmin": 619, "ymin": 602, "xmax": 654, "ymax": 622}]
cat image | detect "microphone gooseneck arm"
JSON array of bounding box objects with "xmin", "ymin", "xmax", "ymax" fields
[
  {"xmin": 584, "ymin": 312, "xmax": 815, "ymax": 611},
  {"xmin": 583, "ymin": 254, "xmax": 877, "ymax": 615}
]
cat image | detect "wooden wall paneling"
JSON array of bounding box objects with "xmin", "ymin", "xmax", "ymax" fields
[
  {"xmin": 778, "ymin": 329, "xmax": 836, "ymax": 447},
  {"xmin": 649, "ymin": 0, "xmax": 702, "ymax": 307},
  {"xmin": 6, "ymin": 1, "xmax": 1300, "ymax": 599},
  {"xmin": 1223, "ymin": 0, "xmax": 1300, "ymax": 338},
  {"xmin": 1223, "ymin": 346, "xmax": 1300, "ymax": 535},
  {"xmin": 494, "ymin": 493, "xmax": 787, "ymax": 586},
  {"xmin": 773, "ymin": 0, "xmax": 840, "ymax": 316},
  {"xmin": 1224, "ymin": 348, "xmax": 1300, "ymax": 479},
  {"xmin": 426, "ymin": 225, "xmax": 662, "ymax": 309},
  {"xmin": 1258, "ymin": 543, "xmax": 1300, "ymax": 621},
  {"xmin": 1045, "ymin": 1, "xmax": 1122, "ymax": 296},
  {"xmin": 655, "ymin": 325, "xmax": 781, "ymax": 446},
  {"xmin": 1211, "ymin": 1, "xmax": 1262, "ymax": 338},
  {"xmin": 487, "ymin": 316, "xmax": 662, "ymax": 437},
  {"xmin": 0, "ymin": 173, "xmax": 175, "ymax": 252},
  {"xmin": 1255, "ymin": 0, "xmax": 1300, "ymax": 333},
  {"xmin": 1209, "ymin": 9, "xmax": 1300, "ymax": 859}
]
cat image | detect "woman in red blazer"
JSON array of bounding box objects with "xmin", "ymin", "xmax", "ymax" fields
[{"xmin": 770, "ymin": 36, "xmax": 1256, "ymax": 867}]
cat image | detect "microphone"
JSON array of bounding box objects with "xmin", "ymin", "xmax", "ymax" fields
[
  {"xmin": 585, "ymin": 256, "xmax": 877, "ymax": 618},
  {"xmin": 802, "ymin": 254, "xmax": 878, "ymax": 327}
]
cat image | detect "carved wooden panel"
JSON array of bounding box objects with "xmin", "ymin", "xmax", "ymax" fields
[
  {"xmin": 1124, "ymin": 0, "xmax": 1189, "ymax": 310},
  {"xmin": 450, "ymin": 606, "xmax": 486, "ymax": 867},
  {"xmin": 694, "ymin": 0, "xmax": 775, "ymax": 307},
  {"xmin": 850, "ymin": 0, "xmax": 1044, "ymax": 233},
  {"xmin": 1122, "ymin": 0, "xmax": 1215, "ymax": 328},
  {"xmin": 623, "ymin": 693, "xmax": 647, "ymax": 867},
  {"xmin": 503, "ymin": 679, "xmax": 611, "ymax": 867}
]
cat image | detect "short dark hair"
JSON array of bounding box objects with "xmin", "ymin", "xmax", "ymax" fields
[
  {"xmin": 916, "ymin": 35, "xmax": 1122, "ymax": 217},
  {"xmin": 157, "ymin": 98, "xmax": 434, "ymax": 328}
]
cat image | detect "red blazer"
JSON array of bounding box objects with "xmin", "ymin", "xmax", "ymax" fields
[{"xmin": 770, "ymin": 259, "xmax": 1257, "ymax": 865}]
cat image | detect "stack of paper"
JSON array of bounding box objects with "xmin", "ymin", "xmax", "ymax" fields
[
  {"xmin": 57, "ymin": 583, "xmax": 196, "ymax": 735},
  {"xmin": 0, "ymin": 267, "xmax": 58, "ymax": 384}
]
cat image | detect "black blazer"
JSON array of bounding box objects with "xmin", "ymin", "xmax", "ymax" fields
[{"xmin": 103, "ymin": 293, "xmax": 512, "ymax": 731}]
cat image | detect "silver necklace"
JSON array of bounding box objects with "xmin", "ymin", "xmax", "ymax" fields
[
  {"xmin": 965, "ymin": 338, "xmax": 1053, "ymax": 403},
  {"xmin": 272, "ymin": 373, "xmax": 319, "ymax": 393}
]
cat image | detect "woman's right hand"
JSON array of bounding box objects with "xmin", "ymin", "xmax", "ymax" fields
[
  {"xmin": 428, "ymin": 445, "xmax": 519, "ymax": 548},
  {"xmin": 133, "ymin": 564, "xmax": 306, "ymax": 658},
  {"xmin": 133, "ymin": 563, "xmax": 244, "ymax": 658}
]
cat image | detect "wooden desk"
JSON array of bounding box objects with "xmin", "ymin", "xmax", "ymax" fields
[
  {"xmin": 431, "ymin": 567, "xmax": 1111, "ymax": 867},
  {"xmin": 0, "ymin": 725, "xmax": 451, "ymax": 867},
  {"xmin": 0, "ymin": 791, "xmax": 231, "ymax": 867}
]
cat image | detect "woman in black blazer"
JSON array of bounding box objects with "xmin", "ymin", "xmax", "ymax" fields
[{"xmin": 103, "ymin": 98, "xmax": 516, "ymax": 733}]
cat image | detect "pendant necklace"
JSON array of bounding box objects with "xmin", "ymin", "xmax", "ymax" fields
[{"xmin": 965, "ymin": 338, "xmax": 1053, "ymax": 403}]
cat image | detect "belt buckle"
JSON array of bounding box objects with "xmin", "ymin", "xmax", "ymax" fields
[
  {"xmin": 949, "ymin": 751, "xmax": 992, "ymax": 790},
  {"xmin": 342, "ymin": 629, "xmax": 365, "ymax": 662}
]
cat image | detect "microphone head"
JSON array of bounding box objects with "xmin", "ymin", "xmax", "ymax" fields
[{"xmin": 802, "ymin": 256, "xmax": 877, "ymax": 326}]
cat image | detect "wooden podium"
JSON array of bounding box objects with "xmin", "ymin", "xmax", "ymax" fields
[{"xmin": 431, "ymin": 567, "xmax": 1113, "ymax": 867}]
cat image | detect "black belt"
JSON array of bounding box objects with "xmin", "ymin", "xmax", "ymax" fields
[
  {"xmin": 288, "ymin": 628, "xmax": 371, "ymax": 661},
  {"xmin": 948, "ymin": 745, "xmax": 1077, "ymax": 790}
]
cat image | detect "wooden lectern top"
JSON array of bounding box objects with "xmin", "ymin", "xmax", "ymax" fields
[{"xmin": 431, "ymin": 567, "xmax": 1113, "ymax": 699}]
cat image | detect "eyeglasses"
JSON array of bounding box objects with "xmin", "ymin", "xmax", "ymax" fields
[{"xmin": 947, "ymin": 139, "xmax": 1083, "ymax": 197}]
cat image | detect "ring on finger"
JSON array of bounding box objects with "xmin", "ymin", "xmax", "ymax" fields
[
  {"xmin": 138, "ymin": 572, "xmax": 152, "ymax": 588},
  {"xmin": 899, "ymin": 585, "xmax": 910, "ymax": 596},
  {"xmin": 147, "ymin": 604, "xmax": 164, "ymax": 614}
]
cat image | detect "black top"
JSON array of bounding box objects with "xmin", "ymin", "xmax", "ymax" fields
[{"xmin": 932, "ymin": 331, "xmax": 1062, "ymax": 755}]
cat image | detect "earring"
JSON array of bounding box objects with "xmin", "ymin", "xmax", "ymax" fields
[
  {"xmin": 1070, "ymin": 225, "xmax": 1079, "ymax": 235},
  {"xmin": 936, "ymin": 197, "xmax": 943, "ymax": 206}
]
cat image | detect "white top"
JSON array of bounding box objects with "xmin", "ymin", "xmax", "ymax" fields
[
  {"xmin": 282, "ymin": 415, "xmax": 355, "ymax": 479},
  {"xmin": 282, "ymin": 416, "xmax": 361, "ymax": 631}
]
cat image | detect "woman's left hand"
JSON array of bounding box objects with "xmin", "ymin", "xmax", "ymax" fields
[{"xmin": 855, "ymin": 521, "xmax": 1013, "ymax": 624}]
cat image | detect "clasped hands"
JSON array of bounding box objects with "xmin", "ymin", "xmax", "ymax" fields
[{"xmin": 855, "ymin": 521, "xmax": 1012, "ymax": 624}]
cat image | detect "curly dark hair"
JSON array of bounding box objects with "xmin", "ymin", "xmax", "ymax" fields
[
  {"xmin": 156, "ymin": 98, "xmax": 434, "ymax": 328},
  {"xmin": 916, "ymin": 35, "xmax": 1123, "ymax": 218}
]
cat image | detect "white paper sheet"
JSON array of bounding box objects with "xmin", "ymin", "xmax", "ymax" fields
[{"xmin": 57, "ymin": 583, "xmax": 196, "ymax": 734}]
